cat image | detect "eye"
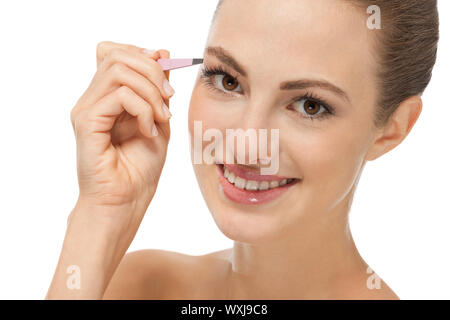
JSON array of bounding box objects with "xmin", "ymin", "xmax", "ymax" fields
[
  {"xmin": 299, "ymin": 99, "xmax": 323, "ymax": 115},
  {"xmin": 200, "ymin": 66, "xmax": 244, "ymax": 96},
  {"xmin": 288, "ymin": 96, "xmax": 334, "ymax": 121},
  {"xmin": 213, "ymin": 74, "xmax": 241, "ymax": 92}
]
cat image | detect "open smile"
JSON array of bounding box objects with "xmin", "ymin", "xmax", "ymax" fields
[{"xmin": 216, "ymin": 163, "xmax": 300, "ymax": 205}]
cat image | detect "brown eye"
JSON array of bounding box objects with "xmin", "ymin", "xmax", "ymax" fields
[
  {"xmin": 222, "ymin": 75, "xmax": 239, "ymax": 91},
  {"xmin": 304, "ymin": 100, "xmax": 320, "ymax": 115},
  {"xmin": 290, "ymin": 97, "xmax": 330, "ymax": 120}
]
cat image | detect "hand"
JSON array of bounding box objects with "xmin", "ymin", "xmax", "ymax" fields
[{"xmin": 69, "ymin": 41, "xmax": 174, "ymax": 227}]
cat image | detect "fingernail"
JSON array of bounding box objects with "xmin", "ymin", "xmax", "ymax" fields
[
  {"xmin": 162, "ymin": 102, "xmax": 172, "ymax": 119},
  {"xmin": 151, "ymin": 123, "xmax": 158, "ymax": 136},
  {"xmin": 163, "ymin": 79, "xmax": 175, "ymax": 97},
  {"xmin": 141, "ymin": 48, "xmax": 156, "ymax": 55}
]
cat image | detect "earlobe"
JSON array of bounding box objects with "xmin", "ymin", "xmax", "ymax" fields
[{"xmin": 365, "ymin": 96, "xmax": 423, "ymax": 162}]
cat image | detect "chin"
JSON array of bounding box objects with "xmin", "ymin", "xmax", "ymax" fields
[
  {"xmin": 192, "ymin": 162, "xmax": 303, "ymax": 244},
  {"xmin": 210, "ymin": 205, "xmax": 285, "ymax": 244}
]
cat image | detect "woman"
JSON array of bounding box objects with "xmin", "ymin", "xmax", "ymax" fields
[{"xmin": 47, "ymin": 0, "xmax": 439, "ymax": 299}]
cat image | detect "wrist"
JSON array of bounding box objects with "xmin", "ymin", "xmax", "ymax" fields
[
  {"xmin": 69, "ymin": 197, "xmax": 148, "ymax": 235},
  {"xmin": 64, "ymin": 207, "xmax": 127, "ymax": 270}
]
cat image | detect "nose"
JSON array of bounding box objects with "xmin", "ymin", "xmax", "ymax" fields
[{"xmin": 226, "ymin": 101, "xmax": 278, "ymax": 167}]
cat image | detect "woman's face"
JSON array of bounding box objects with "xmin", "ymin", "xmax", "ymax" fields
[{"xmin": 188, "ymin": 0, "xmax": 381, "ymax": 244}]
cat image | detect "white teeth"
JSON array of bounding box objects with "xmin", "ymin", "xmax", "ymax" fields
[
  {"xmin": 259, "ymin": 181, "xmax": 269, "ymax": 190},
  {"xmin": 269, "ymin": 180, "xmax": 279, "ymax": 189},
  {"xmin": 234, "ymin": 176, "xmax": 246, "ymax": 189},
  {"xmin": 245, "ymin": 180, "xmax": 259, "ymax": 191},
  {"xmin": 228, "ymin": 171, "xmax": 236, "ymax": 183},
  {"xmin": 222, "ymin": 165, "xmax": 295, "ymax": 190}
]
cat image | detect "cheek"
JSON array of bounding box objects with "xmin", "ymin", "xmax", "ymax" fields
[
  {"xmin": 285, "ymin": 124, "xmax": 369, "ymax": 205},
  {"xmin": 188, "ymin": 85, "xmax": 233, "ymax": 137},
  {"xmin": 188, "ymin": 85, "xmax": 237, "ymax": 170}
]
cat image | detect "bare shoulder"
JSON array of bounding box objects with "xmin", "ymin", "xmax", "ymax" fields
[
  {"xmin": 103, "ymin": 248, "xmax": 232, "ymax": 300},
  {"xmin": 333, "ymin": 268, "xmax": 400, "ymax": 300},
  {"xmin": 348, "ymin": 282, "xmax": 400, "ymax": 300},
  {"xmin": 359, "ymin": 278, "xmax": 400, "ymax": 300}
]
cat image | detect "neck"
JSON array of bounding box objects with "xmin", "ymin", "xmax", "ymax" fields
[{"xmin": 226, "ymin": 190, "xmax": 367, "ymax": 299}]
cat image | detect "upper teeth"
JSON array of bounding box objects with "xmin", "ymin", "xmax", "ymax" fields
[{"xmin": 223, "ymin": 166, "xmax": 293, "ymax": 191}]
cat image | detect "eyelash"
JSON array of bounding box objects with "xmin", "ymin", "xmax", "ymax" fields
[
  {"xmin": 200, "ymin": 65, "xmax": 336, "ymax": 121},
  {"xmin": 200, "ymin": 65, "xmax": 241, "ymax": 94}
]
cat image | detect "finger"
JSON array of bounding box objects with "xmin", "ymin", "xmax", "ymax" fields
[
  {"xmin": 84, "ymin": 62, "xmax": 171, "ymax": 123},
  {"xmin": 96, "ymin": 41, "xmax": 160, "ymax": 69},
  {"xmin": 156, "ymin": 49, "xmax": 172, "ymax": 113},
  {"xmin": 157, "ymin": 49, "xmax": 171, "ymax": 81},
  {"xmin": 84, "ymin": 86, "xmax": 158, "ymax": 139},
  {"xmin": 98, "ymin": 47, "xmax": 174, "ymax": 101}
]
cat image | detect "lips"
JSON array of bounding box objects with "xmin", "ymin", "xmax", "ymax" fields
[{"xmin": 216, "ymin": 164, "xmax": 299, "ymax": 205}]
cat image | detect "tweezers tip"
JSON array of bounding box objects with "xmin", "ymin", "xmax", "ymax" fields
[{"xmin": 192, "ymin": 58, "xmax": 204, "ymax": 65}]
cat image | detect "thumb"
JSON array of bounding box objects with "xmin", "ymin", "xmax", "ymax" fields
[{"xmin": 157, "ymin": 49, "xmax": 171, "ymax": 81}]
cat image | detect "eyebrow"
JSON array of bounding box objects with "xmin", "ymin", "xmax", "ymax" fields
[
  {"xmin": 205, "ymin": 46, "xmax": 351, "ymax": 103},
  {"xmin": 279, "ymin": 79, "xmax": 351, "ymax": 103},
  {"xmin": 205, "ymin": 46, "xmax": 248, "ymax": 77}
]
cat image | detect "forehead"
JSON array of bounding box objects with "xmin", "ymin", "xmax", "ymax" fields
[{"xmin": 207, "ymin": 0, "xmax": 377, "ymax": 102}]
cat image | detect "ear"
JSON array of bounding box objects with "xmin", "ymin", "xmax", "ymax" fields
[{"xmin": 365, "ymin": 96, "xmax": 423, "ymax": 161}]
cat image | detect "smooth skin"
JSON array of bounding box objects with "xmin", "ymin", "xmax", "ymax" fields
[{"xmin": 47, "ymin": 0, "xmax": 422, "ymax": 300}]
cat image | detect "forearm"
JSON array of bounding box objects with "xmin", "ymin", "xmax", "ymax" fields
[{"xmin": 46, "ymin": 203, "xmax": 137, "ymax": 299}]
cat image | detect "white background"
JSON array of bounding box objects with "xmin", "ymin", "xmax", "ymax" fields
[{"xmin": 0, "ymin": 0, "xmax": 448, "ymax": 299}]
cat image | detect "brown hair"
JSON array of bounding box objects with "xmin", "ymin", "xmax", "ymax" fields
[{"xmin": 212, "ymin": 0, "xmax": 440, "ymax": 128}]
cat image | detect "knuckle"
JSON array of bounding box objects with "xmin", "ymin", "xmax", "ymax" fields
[
  {"xmin": 96, "ymin": 41, "xmax": 110, "ymax": 58},
  {"xmin": 147, "ymin": 84, "xmax": 159, "ymax": 98},
  {"xmin": 70, "ymin": 107, "xmax": 79, "ymax": 125},
  {"xmin": 125, "ymin": 43, "xmax": 139, "ymax": 51},
  {"xmin": 109, "ymin": 62, "xmax": 127, "ymax": 77},
  {"xmin": 146, "ymin": 99, "xmax": 154, "ymax": 113},
  {"xmin": 100, "ymin": 49, "xmax": 119, "ymax": 69},
  {"xmin": 149, "ymin": 61, "xmax": 165, "ymax": 81},
  {"xmin": 116, "ymin": 86, "xmax": 132, "ymax": 101},
  {"xmin": 143, "ymin": 58, "xmax": 161, "ymax": 77},
  {"xmin": 108, "ymin": 48, "xmax": 124, "ymax": 61}
]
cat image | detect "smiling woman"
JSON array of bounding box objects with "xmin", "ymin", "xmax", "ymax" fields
[
  {"xmin": 47, "ymin": 0, "xmax": 439, "ymax": 300},
  {"xmin": 187, "ymin": 0, "xmax": 439, "ymax": 299}
]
